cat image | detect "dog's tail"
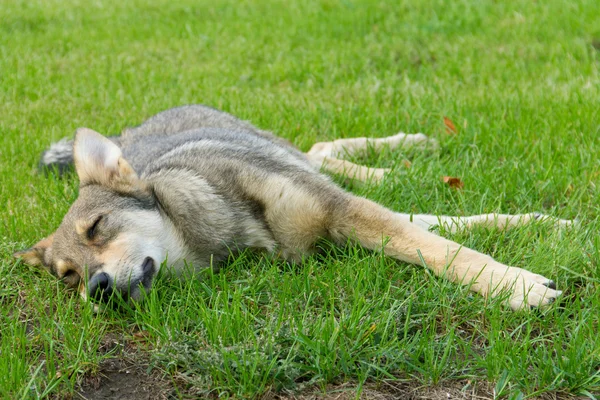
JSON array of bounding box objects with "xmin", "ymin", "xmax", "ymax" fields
[
  {"xmin": 39, "ymin": 138, "xmax": 75, "ymax": 175},
  {"xmin": 40, "ymin": 135, "xmax": 123, "ymax": 175}
]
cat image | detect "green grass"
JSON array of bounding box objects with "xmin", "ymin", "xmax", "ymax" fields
[{"xmin": 1, "ymin": 0, "xmax": 600, "ymax": 398}]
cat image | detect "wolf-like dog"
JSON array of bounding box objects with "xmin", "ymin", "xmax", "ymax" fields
[{"xmin": 15, "ymin": 105, "xmax": 568, "ymax": 310}]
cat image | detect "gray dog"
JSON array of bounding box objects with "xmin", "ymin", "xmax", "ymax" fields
[{"xmin": 15, "ymin": 105, "xmax": 567, "ymax": 309}]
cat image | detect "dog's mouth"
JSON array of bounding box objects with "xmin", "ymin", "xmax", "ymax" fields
[{"xmin": 87, "ymin": 256, "xmax": 156, "ymax": 303}]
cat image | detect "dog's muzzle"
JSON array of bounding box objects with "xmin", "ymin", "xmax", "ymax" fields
[{"xmin": 88, "ymin": 257, "xmax": 155, "ymax": 302}]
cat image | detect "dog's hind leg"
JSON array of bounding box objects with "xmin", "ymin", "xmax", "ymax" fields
[
  {"xmin": 307, "ymin": 132, "xmax": 438, "ymax": 159},
  {"xmin": 395, "ymin": 212, "xmax": 573, "ymax": 234},
  {"xmin": 305, "ymin": 155, "xmax": 391, "ymax": 184},
  {"xmin": 329, "ymin": 196, "xmax": 562, "ymax": 310}
]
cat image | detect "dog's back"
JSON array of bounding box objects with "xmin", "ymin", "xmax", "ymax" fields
[
  {"xmin": 40, "ymin": 104, "xmax": 295, "ymax": 173},
  {"xmin": 121, "ymin": 105, "xmax": 293, "ymax": 147}
]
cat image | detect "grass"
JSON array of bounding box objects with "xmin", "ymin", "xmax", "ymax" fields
[{"xmin": 1, "ymin": 0, "xmax": 600, "ymax": 398}]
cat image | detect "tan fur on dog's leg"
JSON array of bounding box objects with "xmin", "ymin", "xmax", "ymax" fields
[
  {"xmin": 306, "ymin": 154, "xmax": 389, "ymax": 184},
  {"xmin": 331, "ymin": 197, "xmax": 561, "ymax": 310},
  {"xmin": 308, "ymin": 132, "xmax": 438, "ymax": 159}
]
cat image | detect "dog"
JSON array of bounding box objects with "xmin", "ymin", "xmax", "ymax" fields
[{"xmin": 14, "ymin": 105, "xmax": 568, "ymax": 310}]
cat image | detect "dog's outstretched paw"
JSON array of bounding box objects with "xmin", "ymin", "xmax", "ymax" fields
[
  {"xmin": 393, "ymin": 132, "xmax": 439, "ymax": 150},
  {"xmin": 531, "ymin": 213, "xmax": 576, "ymax": 228},
  {"xmin": 494, "ymin": 268, "xmax": 562, "ymax": 311}
]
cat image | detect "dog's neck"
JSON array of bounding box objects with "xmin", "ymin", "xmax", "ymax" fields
[{"xmin": 148, "ymin": 168, "xmax": 262, "ymax": 271}]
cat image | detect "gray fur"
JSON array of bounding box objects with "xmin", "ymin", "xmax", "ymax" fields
[{"xmin": 39, "ymin": 138, "xmax": 75, "ymax": 174}]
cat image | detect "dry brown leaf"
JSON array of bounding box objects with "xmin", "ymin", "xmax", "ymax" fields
[
  {"xmin": 566, "ymin": 183, "xmax": 574, "ymax": 197},
  {"xmin": 442, "ymin": 176, "xmax": 464, "ymax": 189},
  {"xmin": 443, "ymin": 116, "xmax": 458, "ymax": 134},
  {"xmin": 132, "ymin": 330, "xmax": 150, "ymax": 342}
]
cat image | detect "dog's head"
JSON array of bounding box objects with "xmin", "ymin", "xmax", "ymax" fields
[{"xmin": 15, "ymin": 128, "xmax": 183, "ymax": 303}]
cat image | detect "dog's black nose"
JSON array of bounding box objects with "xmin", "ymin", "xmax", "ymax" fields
[
  {"xmin": 141, "ymin": 257, "xmax": 155, "ymax": 286},
  {"xmin": 88, "ymin": 272, "xmax": 112, "ymax": 302},
  {"xmin": 142, "ymin": 257, "xmax": 154, "ymax": 276}
]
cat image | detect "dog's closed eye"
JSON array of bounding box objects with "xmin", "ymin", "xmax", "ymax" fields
[
  {"xmin": 61, "ymin": 268, "xmax": 81, "ymax": 287},
  {"xmin": 87, "ymin": 215, "xmax": 103, "ymax": 240},
  {"xmin": 76, "ymin": 215, "xmax": 105, "ymax": 242}
]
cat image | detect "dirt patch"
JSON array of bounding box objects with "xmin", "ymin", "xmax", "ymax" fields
[
  {"xmin": 264, "ymin": 380, "xmax": 494, "ymax": 400},
  {"xmin": 266, "ymin": 379, "xmax": 582, "ymax": 400},
  {"xmin": 75, "ymin": 334, "xmax": 572, "ymax": 400},
  {"xmin": 77, "ymin": 362, "xmax": 578, "ymax": 400},
  {"xmin": 77, "ymin": 358, "xmax": 175, "ymax": 400}
]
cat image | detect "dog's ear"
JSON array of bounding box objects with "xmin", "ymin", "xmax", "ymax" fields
[
  {"xmin": 73, "ymin": 128, "xmax": 144, "ymax": 190},
  {"xmin": 13, "ymin": 234, "xmax": 55, "ymax": 272}
]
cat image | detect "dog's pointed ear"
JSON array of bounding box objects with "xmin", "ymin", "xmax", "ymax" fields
[
  {"xmin": 73, "ymin": 128, "xmax": 142, "ymax": 189},
  {"xmin": 13, "ymin": 234, "xmax": 55, "ymax": 272}
]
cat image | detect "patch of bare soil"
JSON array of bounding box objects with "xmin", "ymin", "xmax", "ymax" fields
[
  {"xmin": 267, "ymin": 380, "xmax": 584, "ymax": 400},
  {"xmin": 75, "ymin": 334, "xmax": 578, "ymax": 400},
  {"xmin": 264, "ymin": 380, "xmax": 495, "ymax": 400},
  {"xmin": 77, "ymin": 358, "xmax": 175, "ymax": 400}
]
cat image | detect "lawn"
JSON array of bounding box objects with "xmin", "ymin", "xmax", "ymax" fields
[{"xmin": 1, "ymin": 0, "xmax": 599, "ymax": 398}]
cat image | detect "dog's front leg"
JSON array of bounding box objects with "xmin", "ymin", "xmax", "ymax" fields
[
  {"xmin": 331, "ymin": 196, "xmax": 561, "ymax": 310},
  {"xmin": 307, "ymin": 132, "xmax": 438, "ymax": 159}
]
